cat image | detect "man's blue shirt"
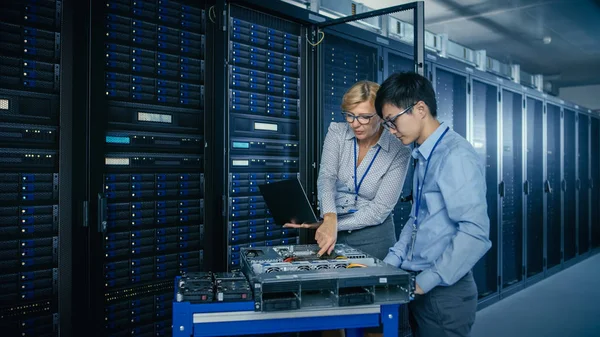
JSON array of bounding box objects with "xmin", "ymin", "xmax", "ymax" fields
[{"xmin": 383, "ymin": 123, "xmax": 492, "ymax": 293}]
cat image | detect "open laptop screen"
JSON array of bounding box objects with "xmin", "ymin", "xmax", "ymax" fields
[{"xmin": 258, "ymin": 178, "xmax": 319, "ymax": 226}]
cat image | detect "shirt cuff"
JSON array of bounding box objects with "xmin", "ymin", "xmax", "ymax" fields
[
  {"xmin": 416, "ymin": 269, "xmax": 442, "ymax": 294},
  {"xmin": 383, "ymin": 252, "xmax": 402, "ymax": 268},
  {"xmin": 319, "ymin": 193, "xmax": 337, "ymax": 215}
]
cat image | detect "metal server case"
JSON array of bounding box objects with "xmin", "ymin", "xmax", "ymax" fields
[
  {"xmin": 226, "ymin": 6, "xmax": 303, "ymax": 270},
  {"xmin": 240, "ymin": 244, "xmax": 413, "ymax": 312},
  {"xmin": 0, "ymin": 1, "xmax": 64, "ymax": 335},
  {"xmin": 89, "ymin": 0, "xmax": 207, "ymax": 335}
]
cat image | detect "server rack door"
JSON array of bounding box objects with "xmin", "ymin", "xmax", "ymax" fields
[
  {"xmin": 500, "ymin": 89, "xmax": 524, "ymax": 288},
  {"xmin": 525, "ymin": 97, "xmax": 544, "ymax": 277},
  {"xmin": 387, "ymin": 52, "xmax": 414, "ymax": 76},
  {"xmin": 578, "ymin": 114, "xmax": 590, "ymax": 255},
  {"xmin": 91, "ymin": 1, "xmax": 207, "ymax": 335},
  {"xmin": 591, "ymin": 117, "xmax": 600, "ymax": 249},
  {"xmin": 546, "ymin": 103, "xmax": 562, "ymax": 269},
  {"xmin": 563, "ymin": 108, "xmax": 577, "ymax": 261},
  {"xmin": 320, "ymin": 34, "xmax": 377, "ymax": 145},
  {"xmin": 0, "ymin": 1, "xmax": 62, "ymax": 335},
  {"xmin": 226, "ymin": 7, "xmax": 303, "ymax": 269},
  {"xmin": 470, "ymin": 79, "xmax": 499, "ymax": 299},
  {"xmin": 385, "ymin": 51, "xmax": 430, "ymax": 79},
  {"xmin": 433, "ymin": 66, "xmax": 468, "ymax": 138},
  {"xmin": 384, "ymin": 51, "xmax": 415, "ymax": 239}
]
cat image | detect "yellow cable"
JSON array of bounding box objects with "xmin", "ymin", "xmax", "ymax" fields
[
  {"xmin": 346, "ymin": 263, "xmax": 367, "ymax": 268},
  {"xmin": 306, "ymin": 30, "xmax": 325, "ymax": 47}
]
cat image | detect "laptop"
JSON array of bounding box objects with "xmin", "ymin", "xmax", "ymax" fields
[{"xmin": 258, "ymin": 178, "xmax": 319, "ymax": 226}]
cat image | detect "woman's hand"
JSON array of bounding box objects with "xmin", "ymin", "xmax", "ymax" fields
[
  {"xmin": 315, "ymin": 213, "xmax": 338, "ymax": 256},
  {"xmin": 283, "ymin": 222, "xmax": 321, "ymax": 229},
  {"xmin": 283, "ymin": 213, "xmax": 338, "ymax": 256}
]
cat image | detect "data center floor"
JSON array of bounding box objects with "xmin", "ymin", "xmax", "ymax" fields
[{"xmin": 472, "ymin": 252, "xmax": 600, "ymax": 337}]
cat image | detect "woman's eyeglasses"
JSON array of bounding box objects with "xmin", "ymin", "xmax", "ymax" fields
[
  {"xmin": 341, "ymin": 112, "xmax": 377, "ymax": 125},
  {"xmin": 382, "ymin": 103, "xmax": 417, "ymax": 130}
]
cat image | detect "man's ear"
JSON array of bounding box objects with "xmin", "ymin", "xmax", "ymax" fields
[{"xmin": 415, "ymin": 101, "xmax": 426, "ymax": 119}]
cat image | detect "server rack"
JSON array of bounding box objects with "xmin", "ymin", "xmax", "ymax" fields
[
  {"xmin": 591, "ymin": 117, "xmax": 600, "ymax": 250},
  {"xmin": 387, "ymin": 52, "xmax": 415, "ymax": 77},
  {"xmin": 469, "ymin": 77, "xmax": 499, "ymax": 301},
  {"xmin": 525, "ymin": 96, "xmax": 544, "ymax": 281},
  {"xmin": 540, "ymin": 95, "xmax": 549, "ymax": 282},
  {"xmin": 577, "ymin": 113, "xmax": 590, "ymax": 256},
  {"xmin": 318, "ymin": 35, "xmax": 424, "ymax": 242},
  {"xmin": 319, "ymin": 31, "xmax": 377, "ymax": 144},
  {"xmin": 317, "ymin": 28, "xmax": 379, "ymax": 232},
  {"xmin": 431, "ymin": 65, "xmax": 468, "ymax": 139},
  {"xmin": 216, "ymin": 3, "xmax": 420, "ymax": 335},
  {"xmin": 225, "ymin": 6, "xmax": 303, "ymax": 270},
  {"xmin": 545, "ymin": 102, "xmax": 562, "ymax": 273},
  {"xmin": 563, "ymin": 107, "xmax": 577, "ymax": 263},
  {"xmin": 499, "ymin": 87, "xmax": 524, "ymax": 295},
  {"xmin": 88, "ymin": 0, "xmax": 207, "ymax": 335},
  {"xmin": 383, "ymin": 50, "xmax": 414, "ymax": 239},
  {"xmin": 381, "ymin": 48, "xmax": 433, "ymax": 241},
  {"xmin": 0, "ymin": 1, "xmax": 65, "ymax": 335}
]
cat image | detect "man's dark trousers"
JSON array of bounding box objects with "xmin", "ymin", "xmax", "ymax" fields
[{"xmin": 408, "ymin": 271, "xmax": 478, "ymax": 337}]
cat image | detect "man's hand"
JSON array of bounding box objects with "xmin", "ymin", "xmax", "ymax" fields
[
  {"xmin": 414, "ymin": 282, "xmax": 424, "ymax": 295},
  {"xmin": 315, "ymin": 213, "xmax": 338, "ymax": 256}
]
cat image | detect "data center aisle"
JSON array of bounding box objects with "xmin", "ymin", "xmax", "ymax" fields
[{"xmin": 472, "ymin": 253, "xmax": 600, "ymax": 337}]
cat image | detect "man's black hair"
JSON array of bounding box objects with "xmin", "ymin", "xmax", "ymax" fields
[{"xmin": 375, "ymin": 72, "xmax": 438, "ymax": 118}]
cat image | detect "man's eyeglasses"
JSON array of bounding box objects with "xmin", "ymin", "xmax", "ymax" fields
[
  {"xmin": 382, "ymin": 103, "xmax": 417, "ymax": 130},
  {"xmin": 341, "ymin": 112, "xmax": 377, "ymax": 125}
]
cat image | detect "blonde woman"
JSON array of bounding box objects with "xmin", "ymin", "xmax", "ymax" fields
[{"xmin": 285, "ymin": 80, "xmax": 411, "ymax": 259}]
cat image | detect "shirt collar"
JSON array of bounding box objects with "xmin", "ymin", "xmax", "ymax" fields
[
  {"xmin": 344, "ymin": 123, "xmax": 391, "ymax": 152},
  {"xmin": 414, "ymin": 123, "xmax": 447, "ymax": 160}
]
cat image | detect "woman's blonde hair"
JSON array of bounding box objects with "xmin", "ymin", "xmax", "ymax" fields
[{"xmin": 341, "ymin": 80, "xmax": 380, "ymax": 112}]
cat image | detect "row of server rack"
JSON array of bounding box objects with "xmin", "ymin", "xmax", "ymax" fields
[
  {"xmin": 315, "ymin": 21, "xmax": 600, "ymax": 304},
  {"xmin": 0, "ymin": 0, "xmax": 599, "ymax": 336},
  {"xmin": 314, "ymin": 14, "xmax": 600, "ymax": 308}
]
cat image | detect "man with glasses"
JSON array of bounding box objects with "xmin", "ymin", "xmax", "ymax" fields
[
  {"xmin": 285, "ymin": 80, "xmax": 411, "ymax": 262},
  {"xmin": 376, "ymin": 72, "xmax": 491, "ymax": 337}
]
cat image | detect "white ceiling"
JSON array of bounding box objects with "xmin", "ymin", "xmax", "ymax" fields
[{"xmin": 358, "ymin": 0, "xmax": 600, "ymax": 89}]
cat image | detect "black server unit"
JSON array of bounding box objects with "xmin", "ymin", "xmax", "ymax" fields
[
  {"xmin": 320, "ymin": 34, "xmax": 377, "ymax": 143},
  {"xmin": 563, "ymin": 108, "xmax": 577, "ymax": 261},
  {"xmin": 385, "ymin": 52, "xmax": 414, "ymax": 239},
  {"xmin": 91, "ymin": 1, "xmax": 206, "ymax": 335},
  {"xmin": 546, "ymin": 103, "xmax": 562, "ymax": 269},
  {"xmin": 0, "ymin": 1, "xmax": 61, "ymax": 336},
  {"xmin": 434, "ymin": 67, "xmax": 467, "ymax": 138},
  {"xmin": 591, "ymin": 117, "xmax": 600, "ymax": 249},
  {"xmin": 500, "ymin": 89, "xmax": 523, "ymax": 288},
  {"xmin": 471, "ymin": 79, "xmax": 499, "ymax": 298},
  {"xmin": 577, "ymin": 114, "xmax": 590, "ymax": 255},
  {"xmin": 525, "ymin": 97, "xmax": 544, "ymax": 277},
  {"xmin": 226, "ymin": 7, "xmax": 302, "ymax": 269}
]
